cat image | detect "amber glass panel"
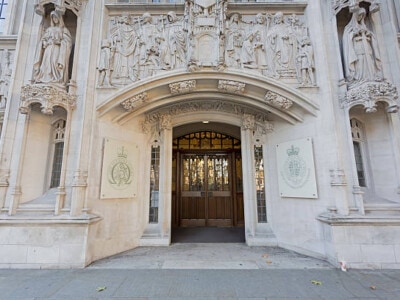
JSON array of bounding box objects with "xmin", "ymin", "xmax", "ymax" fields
[
  {"xmin": 173, "ymin": 131, "xmax": 240, "ymax": 150},
  {"xmin": 182, "ymin": 155, "xmax": 205, "ymax": 191},
  {"xmin": 208, "ymin": 155, "xmax": 230, "ymax": 191}
]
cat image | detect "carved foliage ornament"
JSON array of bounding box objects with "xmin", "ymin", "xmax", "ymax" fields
[
  {"xmin": 20, "ymin": 84, "xmax": 77, "ymax": 115},
  {"xmin": 343, "ymin": 80, "xmax": 399, "ymax": 113},
  {"xmin": 121, "ymin": 92, "xmax": 148, "ymax": 112},
  {"xmin": 264, "ymin": 90, "xmax": 293, "ymax": 110},
  {"xmin": 218, "ymin": 80, "xmax": 245, "ymax": 94},
  {"xmin": 169, "ymin": 80, "xmax": 196, "ymax": 95}
]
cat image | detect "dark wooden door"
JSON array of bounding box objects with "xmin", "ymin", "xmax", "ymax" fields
[{"xmin": 180, "ymin": 153, "xmax": 232, "ymax": 227}]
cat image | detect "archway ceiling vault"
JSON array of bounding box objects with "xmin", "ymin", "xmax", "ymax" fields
[{"xmin": 97, "ymin": 70, "xmax": 319, "ymax": 125}]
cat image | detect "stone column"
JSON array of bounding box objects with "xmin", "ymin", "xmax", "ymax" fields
[
  {"xmin": 241, "ymin": 114, "xmax": 257, "ymax": 239},
  {"xmin": 158, "ymin": 114, "xmax": 172, "ymax": 240}
]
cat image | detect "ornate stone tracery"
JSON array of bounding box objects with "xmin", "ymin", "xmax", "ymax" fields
[
  {"xmin": 35, "ymin": 0, "xmax": 86, "ymax": 16},
  {"xmin": 20, "ymin": 84, "xmax": 77, "ymax": 114}
]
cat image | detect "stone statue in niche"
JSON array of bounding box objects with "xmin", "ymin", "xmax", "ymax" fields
[
  {"xmin": 266, "ymin": 11, "xmax": 297, "ymax": 79},
  {"xmin": 32, "ymin": 10, "xmax": 72, "ymax": 88},
  {"xmin": 162, "ymin": 11, "xmax": 187, "ymax": 70},
  {"xmin": 296, "ymin": 36, "xmax": 316, "ymax": 86},
  {"xmin": 225, "ymin": 13, "xmax": 246, "ymax": 68},
  {"xmin": 342, "ymin": 7, "xmax": 382, "ymax": 85},
  {"xmin": 110, "ymin": 13, "xmax": 140, "ymax": 84}
]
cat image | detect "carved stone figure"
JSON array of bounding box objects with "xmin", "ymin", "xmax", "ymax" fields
[
  {"xmin": 33, "ymin": 10, "xmax": 72, "ymax": 87},
  {"xmin": 97, "ymin": 39, "xmax": 114, "ymax": 87},
  {"xmin": 138, "ymin": 13, "xmax": 161, "ymax": 78},
  {"xmin": 241, "ymin": 33, "xmax": 257, "ymax": 69},
  {"xmin": 296, "ymin": 36, "xmax": 316, "ymax": 86},
  {"xmin": 342, "ymin": 7, "xmax": 382, "ymax": 84},
  {"xmin": 254, "ymin": 31, "xmax": 268, "ymax": 75},
  {"xmin": 266, "ymin": 12, "xmax": 296, "ymax": 78},
  {"xmin": 163, "ymin": 11, "xmax": 187, "ymax": 70},
  {"xmin": 110, "ymin": 13, "xmax": 140, "ymax": 83},
  {"xmin": 226, "ymin": 13, "xmax": 245, "ymax": 68}
]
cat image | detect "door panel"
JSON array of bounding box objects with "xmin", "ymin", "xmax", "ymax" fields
[{"xmin": 179, "ymin": 153, "xmax": 233, "ymax": 227}]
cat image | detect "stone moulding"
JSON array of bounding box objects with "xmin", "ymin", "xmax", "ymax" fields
[
  {"xmin": 218, "ymin": 80, "xmax": 245, "ymax": 94},
  {"xmin": 169, "ymin": 80, "xmax": 196, "ymax": 95},
  {"xmin": 264, "ymin": 90, "xmax": 293, "ymax": 110},
  {"xmin": 20, "ymin": 84, "xmax": 77, "ymax": 115},
  {"xmin": 342, "ymin": 80, "xmax": 399, "ymax": 113},
  {"xmin": 121, "ymin": 92, "xmax": 148, "ymax": 112}
]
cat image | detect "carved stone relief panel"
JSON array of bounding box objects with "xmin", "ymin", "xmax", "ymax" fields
[
  {"xmin": 100, "ymin": 1, "xmax": 316, "ymax": 88},
  {"xmin": 218, "ymin": 80, "xmax": 245, "ymax": 94},
  {"xmin": 169, "ymin": 80, "xmax": 196, "ymax": 94},
  {"xmin": 264, "ymin": 90, "xmax": 293, "ymax": 110}
]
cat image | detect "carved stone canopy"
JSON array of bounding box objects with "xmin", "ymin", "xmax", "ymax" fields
[
  {"xmin": 342, "ymin": 80, "xmax": 399, "ymax": 113},
  {"xmin": 332, "ymin": 0, "xmax": 380, "ymax": 15},
  {"xmin": 35, "ymin": 0, "xmax": 86, "ymax": 16},
  {"xmin": 20, "ymin": 84, "xmax": 77, "ymax": 115}
]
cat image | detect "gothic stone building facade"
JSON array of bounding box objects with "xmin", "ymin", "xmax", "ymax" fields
[{"xmin": 0, "ymin": 0, "xmax": 399, "ymax": 268}]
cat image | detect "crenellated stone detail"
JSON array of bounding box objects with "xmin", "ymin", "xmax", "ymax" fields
[
  {"xmin": 20, "ymin": 84, "xmax": 77, "ymax": 115},
  {"xmin": 169, "ymin": 80, "xmax": 196, "ymax": 95},
  {"xmin": 342, "ymin": 80, "xmax": 399, "ymax": 113},
  {"xmin": 218, "ymin": 80, "xmax": 245, "ymax": 94},
  {"xmin": 264, "ymin": 90, "xmax": 293, "ymax": 110},
  {"xmin": 121, "ymin": 92, "xmax": 148, "ymax": 112}
]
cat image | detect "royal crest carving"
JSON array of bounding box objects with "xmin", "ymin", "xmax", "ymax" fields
[
  {"xmin": 343, "ymin": 80, "xmax": 399, "ymax": 113},
  {"xmin": 264, "ymin": 90, "xmax": 293, "ymax": 110},
  {"xmin": 169, "ymin": 80, "xmax": 196, "ymax": 95},
  {"xmin": 218, "ymin": 80, "xmax": 245, "ymax": 94},
  {"xmin": 121, "ymin": 92, "xmax": 148, "ymax": 112},
  {"xmin": 101, "ymin": 4, "xmax": 315, "ymax": 88},
  {"xmin": 20, "ymin": 84, "xmax": 77, "ymax": 114}
]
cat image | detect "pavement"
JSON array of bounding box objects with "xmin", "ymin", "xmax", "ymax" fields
[{"xmin": 0, "ymin": 243, "xmax": 400, "ymax": 299}]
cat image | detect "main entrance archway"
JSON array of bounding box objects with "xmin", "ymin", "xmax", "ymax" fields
[{"xmin": 172, "ymin": 129, "xmax": 244, "ymax": 230}]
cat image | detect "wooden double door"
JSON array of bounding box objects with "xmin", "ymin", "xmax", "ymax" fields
[{"xmin": 174, "ymin": 151, "xmax": 243, "ymax": 227}]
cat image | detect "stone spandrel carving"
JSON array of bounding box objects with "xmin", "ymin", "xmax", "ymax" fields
[
  {"xmin": 121, "ymin": 92, "xmax": 148, "ymax": 112},
  {"xmin": 35, "ymin": 0, "xmax": 86, "ymax": 16},
  {"xmin": 101, "ymin": 5, "xmax": 315, "ymax": 88},
  {"xmin": 332, "ymin": 0, "xmax": 380, "ymax": 15},
  {"xmin": 32, "ymin": 10, "xmax": 73, "ymax": 89},
  {"xmin": 264, "ymin": 90, "xmax": 293, "ymax": 110}
]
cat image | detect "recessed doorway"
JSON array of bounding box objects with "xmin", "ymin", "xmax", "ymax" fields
[{"xmin": 171, "ymin": 127, "xmax": 244, "ymax": 243}]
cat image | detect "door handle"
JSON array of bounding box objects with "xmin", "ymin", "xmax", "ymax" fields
[
  {"xmin": 201, "ymin": 191, "xmax": 206, "ymax": 197},
  {"xmin": 208, "ymin": 192, "xmax": 213, "ymax": 197}
]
